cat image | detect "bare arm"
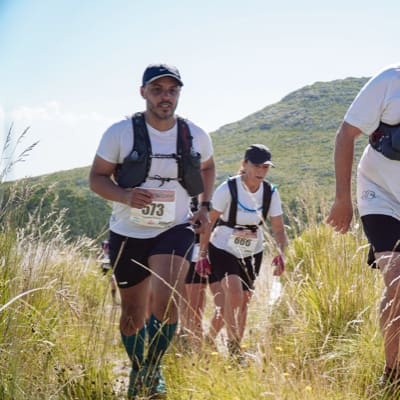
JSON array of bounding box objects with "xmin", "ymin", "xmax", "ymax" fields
[
  {"xmin": 89, "ymin": 155, "xmax": 152, "ymax": 208},
  {"xmin": 326, "ymin": 122, "xmax": 362, "ymax": 233},
  {"xmin": 269, "ymin": 214, "xmax": 288, "ymax": 276},
  {"xmin": 270, "ymin": 214, "xmax": 287, "ymax": 254},
  {"xmin": 191, "ymin": 156, "xmax": 216, "ymax": 233},
  {"xmin": 198, "ymin": 209, "xmax": 222, "ymax": 255},
  {"xmin": 198, "ymin": 156, "xmax": 216, "ymax": 204}
]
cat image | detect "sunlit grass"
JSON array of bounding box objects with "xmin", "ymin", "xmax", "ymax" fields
[{"xmin": 0, "ymin": 178, "xmax": 388, "ymax": 399}]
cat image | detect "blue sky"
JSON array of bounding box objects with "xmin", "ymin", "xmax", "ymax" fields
[{"xmin": 1, "ymin": 0, "xmax": 399, "ymax": 180}]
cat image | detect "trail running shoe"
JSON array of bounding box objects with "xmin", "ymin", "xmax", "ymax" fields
[
  {"xmin": 204, "ymin": 335, "xmax": 218, "ymax": 352},
  {"xmin": 378, "ymin": 369, "xmax": 400, "ymax": 398},
  {"xmin": 227, "ymin": 339, "xmax": 248, "ymax": 367},
  {"xmin": 127, "ymin": 366, "xmax": 143, "ymax": 399},
  {"xmin": 147, "ymin": 365, "xmax": 167, "ymax": 399},
  {"xmin": 175, "ymin": 332, "xmax": 191, "ymax": 353}
]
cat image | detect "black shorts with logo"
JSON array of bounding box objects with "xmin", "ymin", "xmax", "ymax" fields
[
  {"xmin": 361, "ymin": 214, "xmax": 400, "ymax": 267},
  {"xmin": 109, "ymin": 223, "xmax": 195, "ymax": 288}
]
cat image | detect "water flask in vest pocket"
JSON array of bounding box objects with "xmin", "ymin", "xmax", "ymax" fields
[
  {"xmin": 376, "ymin": 122, "xmax": 400, "ymax": 161},
  {"xmin": 386, "ymin": 124, "xmax": 400, "ymax": 153},
  {"xmin": 181, "ymin": 150, "xmax": 204, "ymax": 196},
  {"xmin": 116, "ymin": 150, "xmax": 148, "ymax": 188}
]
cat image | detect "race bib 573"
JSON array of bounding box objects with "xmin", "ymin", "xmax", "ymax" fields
[{"xmin": 130, "ymin": 189, "xmax": 176, "ymax": 227}]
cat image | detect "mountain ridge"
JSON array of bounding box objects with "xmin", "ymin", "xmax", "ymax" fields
[
  {"xmin": 214, "ymin": 77, "xmax": 368, "ymax": 134},
  {"xmin": 1, "ymin": 76, "xmax": 370, "ymax": 239}
]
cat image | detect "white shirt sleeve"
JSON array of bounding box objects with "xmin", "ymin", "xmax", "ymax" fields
[
  {"xmin": 268, "ymin": 189, "xmax": 283, "ymax": 217},
  {"xmin": 212, "ymin": 180, "xmax": 231, "ymax": 215},
  {"xmin": 187, "ymin": 120, "xmax": 214, "ymax": 162},
  {"xmin": 96, "ymin": 119, "xmax": 132, "ymax": 164},
  {"xmin": 345, "ymin": 66, "xmax": 400, "ymax": 134}
]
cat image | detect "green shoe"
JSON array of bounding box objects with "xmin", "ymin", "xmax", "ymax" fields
[{"xmin": 127, "ymin": 366, "xmax": 143, "ymax": 399}]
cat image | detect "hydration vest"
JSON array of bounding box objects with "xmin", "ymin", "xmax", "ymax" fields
[
  {"xmin": 115, "ymin": 112, "xmax": 204, "ymax": 196},
  {"xmin": 218, "ymin": 177, "xmax": 274, "ymax": 229},
  {"xmin": 369, "ymin": 121, "xmax": 400, "ymax": 161}
]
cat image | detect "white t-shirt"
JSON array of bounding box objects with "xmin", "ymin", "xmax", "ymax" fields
[
  {"xmin": 210, "ymin": 175, "xmax": 283, "ymax": 258},
  {"xmin": 96, "ymin": 115, "xmax": 214, "ymax": 238},
  {"xmin": 344, "ymin": 64, "xmax": 400, "ymax": 220}
]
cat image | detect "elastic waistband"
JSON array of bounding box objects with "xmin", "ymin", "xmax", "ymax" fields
[{"xmin": 217, "ymin": 220, "xmax": 259, "ymax": 232}]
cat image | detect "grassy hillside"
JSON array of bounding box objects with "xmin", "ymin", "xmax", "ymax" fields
[
  {"xmin": 0, "ymin": 187, "xmax": 388, "ymax": 399},
  {"xmin": 2, "ymin": 77, "xmax": 392, "ymax": 400},
  {"xmin": 216, "ymin": 77, "xmax": 368, "ymax": 135},
  {"xmin": 0, "ymin": 169, "xmax": 109, "ymax": 241},
  {"xmin": 211, "ymin": 77, "xmax": 369, "ymax": 201},
  {"xmin": 1, "ymin": 77, "xmax": 369, "ymax": 239}
]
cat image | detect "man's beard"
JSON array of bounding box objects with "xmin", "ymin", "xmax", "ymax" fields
[{"xmin": 149, "ymin": 101, "xmax": 176, "ymax": 120}]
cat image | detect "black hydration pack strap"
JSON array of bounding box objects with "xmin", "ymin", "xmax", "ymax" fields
[
  {"xmin": 131, "ymin": 111, "xmax": 152, "ymax": 175},
  {"xmin": 218, "ymin": 177, "xmax": 273, "ymax": 229},
  {"xmin": 176, "ymin": 117, "xmax": 192, "ymax": 182},
  {"xmin": 369, "ymin": 121, "xmax": 400, "ymax": 161},
  {"xmin": 116, "ymin": 112, "xmax": 203, "ymax": 195},
  {"xmin": 146, "ymin": 117, "xmax": 193, "ymax": 186}
]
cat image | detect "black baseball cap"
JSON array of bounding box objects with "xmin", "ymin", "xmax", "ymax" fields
[
  {"xmin": 142, "ymin": 63, "xmax": 183, "ymax": 86},
  {"xmin": 244, "ymin": 144, "xmax": 274, "ymax": 166}
]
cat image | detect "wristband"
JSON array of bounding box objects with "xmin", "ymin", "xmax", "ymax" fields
[{"xmin": 200, "ymin": 201, "xmax": 212, "ymax": 211}]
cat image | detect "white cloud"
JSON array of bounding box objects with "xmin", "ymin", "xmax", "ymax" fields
[
  {"xmin": 2, "ymin": 102, "xmax": 117, "ymax": 181},
  {"xmin": 9, "ymin": 101, "xmax": 113, "ymax": 126}
]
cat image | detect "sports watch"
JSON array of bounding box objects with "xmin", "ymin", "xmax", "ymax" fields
[{"xmin": 200, "ymin": 201, "xmax": 212, "ymax": 211}]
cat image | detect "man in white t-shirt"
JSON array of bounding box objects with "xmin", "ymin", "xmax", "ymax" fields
[
  {"xmin": 327, "ymin": 64, "xmax": 400, "ymax": 389},
  {"xmin": 89, "ymin": 63, "xmax": 215, "ymax": 399}
]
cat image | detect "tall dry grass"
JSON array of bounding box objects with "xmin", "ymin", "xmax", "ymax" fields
[
  {"xmin": 159, "ymin": 186, "xmax": 385, "ymax": 400},
  {"xmin": 0, "ymin": 177, "xmax": 389, "ymax": 399}
]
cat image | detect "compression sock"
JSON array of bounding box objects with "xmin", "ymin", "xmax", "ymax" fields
[
  {"xmin": 146, "ymin": 314, "xmax": 177, "ymax": 367},
  {"xmin": 121, "ymin": 326, "xmax": 146, "ymax": 368}
]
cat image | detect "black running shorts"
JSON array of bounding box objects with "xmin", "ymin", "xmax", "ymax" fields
[
  {"xmin": 361, "ymin": 214, "xmax": 400, "ymax": 267},
  {"xmin": 109, "ymin": 223, "xmax": 195, "ymax": 288},
  {"xmin": 208, "ymin": 243, "xmax": 263, "ymax": 291}
]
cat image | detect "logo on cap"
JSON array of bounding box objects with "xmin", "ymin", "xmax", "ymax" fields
[{"xmin": 142, "ymin": 64, "xmax": 183, "ymax": 86}]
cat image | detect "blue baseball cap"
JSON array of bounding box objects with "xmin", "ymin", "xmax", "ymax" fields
[{"xmin": 142, "ymin": 63, "xmax": 183, "ymax": 86}]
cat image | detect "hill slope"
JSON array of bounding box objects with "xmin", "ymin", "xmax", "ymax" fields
[
  {"xmin": 217, "ymin": 77, "xmax": 367, "ymax": 134},
  {"xmin": 211, "ymin": 77, "xmax": 369, "ymax": 199},
  {"xmin": 1, "ymin": 77, "xmax": 369, "ymax": 239}
]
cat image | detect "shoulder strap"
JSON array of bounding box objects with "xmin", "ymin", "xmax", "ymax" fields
[
  {"xmin": 227, "ymin": 177, "xmax": 238, "ymax": 226},
  {"xmin": 176, "ymin": 116, "xmax": 193, "ymax": 181},
  {"xmin": 228, "ymin": 178, "xmax": 273, "ymax": 226},
  {"xmin": 131, "ymin": 112, "xmax": 151, "ymax": 152},
  {"xmin": 131, "ymin": 112, "xmax": 152, "ymax": 184},
  {"xmin": 176, "ymin": 116, "xmax": 192, "ymax": 152},
  {"xmin": 261, "ymin": 181, "xmax": 274, "ymax": 221}
]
